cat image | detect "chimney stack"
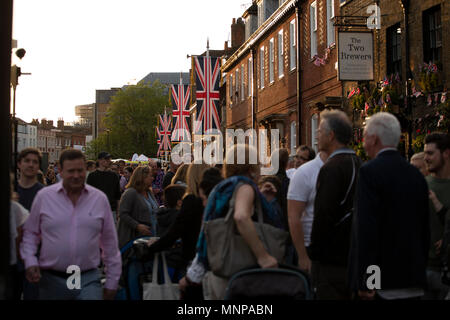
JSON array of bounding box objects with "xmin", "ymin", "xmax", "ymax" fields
[{"xmin": 231, "ymin": 17, "xmax": 245, "ymax": 49}]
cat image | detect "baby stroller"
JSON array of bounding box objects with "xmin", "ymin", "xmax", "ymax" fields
[
  {"xmin": 115, "ymin": 236, "xmax": 183, "ymax": 300},
  {"xmin": 224, "ymin": 264, "xmax": 313, "ymax": 300},
  {"xmin": 115, "ymin": 236, "xmax": 152, "ymax": 300}
]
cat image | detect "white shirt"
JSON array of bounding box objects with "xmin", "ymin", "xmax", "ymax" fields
[
  {"xmin": 9, "ymin": 201, "xmax": 29, "ymax": 265},
  {"xmin": 287, "ymin": 153, "xmax": 324, "ymax": 247},
  {"xmin": 286, "ymin": 168, "xmax": 296, "ymax": 179}
]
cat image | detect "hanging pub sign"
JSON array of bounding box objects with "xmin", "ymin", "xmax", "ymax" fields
[{"xmin": 338, "ymin": 31, "xmax": 374, "ymax": 81}]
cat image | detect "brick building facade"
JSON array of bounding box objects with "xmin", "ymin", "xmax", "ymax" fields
[
  {"xmin": 300, "ymin": 0, "xmax": 342, "ymax": 152},
  {"xmin": 221, "ymin": 0, "xmax": 448, "ymax": 156},
  {"xmin": 340, "ymin": 0, "xmax": 449, "ymax": 155},
  {"xmin": 223, "ymin": 0, "xmax": 301, "ymax": 154}
]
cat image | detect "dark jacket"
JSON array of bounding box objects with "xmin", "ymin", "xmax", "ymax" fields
[
  {"xmin": 143, "ymin": 194, "xmax": 204, "ymax": 265},
  {"xmin": 86, "ymin": 170, "xmax": 121, "ymax": 211},
  {"xmin": 117, "ymin": 188, "xmax": 158, "ymax": 248},
  {"xmin": 348, "ymin": 150, "xmax": 430, "ymax": 291},
  {"xmin": 156, "ymin": 207, "xmax": 179, "ymax": 237},
  {"xmin": 162, "ymin": 171, "xmax": 175, "ymax": 190},
  {"xmin": 310, "ymin": 150, "xmax": 361, "ymax": 266},
  {"xmin": 276, "ymin": 171, "xmax": 290, "ymax": 231}
]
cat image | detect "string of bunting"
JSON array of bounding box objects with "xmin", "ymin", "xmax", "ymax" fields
[{"xmin": 312, "ymin": 43, "xmax": 335, "ymax": 67}]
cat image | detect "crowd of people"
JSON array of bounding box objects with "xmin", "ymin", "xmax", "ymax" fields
[{"xmin": 6, "ymin": 110, "xmax": 450, "ymax": 301}]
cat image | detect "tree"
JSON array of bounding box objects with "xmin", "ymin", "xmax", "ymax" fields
[
  {"xmin": 85, "ymin": 134, "xmax": 107, "ymax": 160},
  {"xmin": 87, "ymin": 80, "xmax": 168, "ymax": 159}
]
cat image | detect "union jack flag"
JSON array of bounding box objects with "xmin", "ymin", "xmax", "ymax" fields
[
  {"xmin": 157, "ymin": 111, "xmax": 172, "ymax": 157},
  {"xmin": 364, "ymin": 102, "xmax": 370, "ymax": 115},
  {"xmin": 171, "ymin": 84, "xmax": 191, "ymax": 142},
  {"xmin": 347, "ymin": 87, "xmax": 360, "ymax": 99},
  {"xmin": 194, "ymin": 56, "xmax": 221, "ymax": 134}
]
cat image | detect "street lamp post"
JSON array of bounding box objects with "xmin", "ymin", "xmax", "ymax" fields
[{"xmin": 10, "ymin": 48, "xmax": 30, "ymax": 177}]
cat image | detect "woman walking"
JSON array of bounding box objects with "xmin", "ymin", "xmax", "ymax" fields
[{"xmin": 117, "ymin": 166, "xmax": 159, "ymax": 248}]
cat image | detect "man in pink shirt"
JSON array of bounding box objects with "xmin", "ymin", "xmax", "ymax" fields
[{"xmin": 20, "ymin": 149, "xmax": 121, "ymax": 300}]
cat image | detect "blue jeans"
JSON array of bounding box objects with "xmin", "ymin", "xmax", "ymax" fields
[
  {"xmin": 39, "ymin": 269, "xmax": 103, "ymax": 300},
  {"xmin": 423, "ymin": 268, "xmax": 449, "ymax": 300}
]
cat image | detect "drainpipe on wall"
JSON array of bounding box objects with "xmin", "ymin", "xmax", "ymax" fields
[
  {"xmin": 251, "ymin": 46, "xmax": 257, "ymax": 131},
  {"xmin": 295, "ymin": 0, "xmax": 302, "ymax": 146},
  {"xmin": 400, "ymin": 0, "xmax": 413, "ymax": 159}
]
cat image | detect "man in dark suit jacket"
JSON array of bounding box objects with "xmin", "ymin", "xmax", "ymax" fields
[{"xmin": 349, "ymin": 112, "xmax": 430, "ymax": 300}]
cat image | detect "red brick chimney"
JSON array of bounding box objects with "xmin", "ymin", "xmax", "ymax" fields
[{"xmin": 231, "ymin": 17, "xmax": 245, "ymax": 49}]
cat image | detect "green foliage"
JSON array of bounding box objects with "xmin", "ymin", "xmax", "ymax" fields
[
  {"xmin": 417, "ymin": 62, "xmax": 441, "ymax": 93},
  {"xmin": 350, "ymin": 141, "xmax": 368, "ymax": 162},
  {"xmin": 351, "ymin": 93, "xmax": 365, "ymax": 110},
  {"xmin": 85, "ymin": 134, "xmax": 107, "ymax": 160},
  {"xmin": 412, "ymin": 134, "xmax": 426, "ymax": 154},
  {"xmin": 88, "ymin": 80, "xmax": 169, "ymax": 159},
  {"xmin": 437, "ymin": 99, "xmax": 450, "ymax": 132}
]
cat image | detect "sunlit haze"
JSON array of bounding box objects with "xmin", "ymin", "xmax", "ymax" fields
[{"xmin": 12, "ymin": 0, "xmax": 249, "ymax": 124}]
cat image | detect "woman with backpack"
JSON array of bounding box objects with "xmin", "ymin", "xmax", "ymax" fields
[{"xmin": 179, "ymin": 144, "xmax": 286, "ymax": 300}]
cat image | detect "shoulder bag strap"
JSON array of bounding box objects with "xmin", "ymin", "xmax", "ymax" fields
[{"xmin": 335, "ymin": 156, "xmax": 356, "ymax": 226}]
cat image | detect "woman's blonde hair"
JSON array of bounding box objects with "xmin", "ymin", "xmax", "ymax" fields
[
  {"xmin": 126, "ymin": 165, "xmax": 152, "ymax": 193},
  {"xmin": 171, "ymin": 163, "xmax": 189, "ymax": 185},
  {"xmin": 185, "ymin": 163, "xmax": 210, "ymax": 197},
  {"xmin": 224, "ymin": 144, "xmax": 259, "ymax": 179}
]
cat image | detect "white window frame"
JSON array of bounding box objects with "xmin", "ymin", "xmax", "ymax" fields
[
  {"xmin": 260, "ymin": 46, "xmax": 265, "ymax": 89},
  {"xmin": 258, "ymin": 2, "xmax": 264, "ymax": 27},
  {"xmin": 229, "ymin": 74, "xmax": 233, "ymax": 107},
  {"xmin": 241, "ymin": 64, "xmax": 245, "ymax": 101},
  {"xmin": 290, "ymin": 121, "xmax": 297, "ymax": 155},
  {"xmin": 310, "ymin": 1, "xmax": 318, "ymax": 58},
  {"xmin": 327, "ymin": 0, "xmax": 335, "ymax": 46},
  {"xmin": 278, "ymin": 30, "xmax": 284, "ymax": 78},
  {"xmin": 311, "ymin": 113, "xmax": 319, "ymax": 152},
  {"xmin": 248, "ymin": 58, "xmax": 253, "ymax": 97},
  {"xmin": 290, "ymin": 19, "xmax": 297, "ymax": 70},
  {"xmin": 235, "ymin": 69, "xmax": 239, "ymax": 102},
  {"xmin": 269, "ymin": 38, "xmax": 274, "ymax": 83}
]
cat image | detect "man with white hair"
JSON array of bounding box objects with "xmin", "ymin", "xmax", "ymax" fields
[{"xmin": 348, "ymin": 112, "xmax": 430, "ymax": 300}]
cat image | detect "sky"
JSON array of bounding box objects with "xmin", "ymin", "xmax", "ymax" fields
[{"xmin": 12, "ymin": 0, "xmax": 250, "ymax": 124}]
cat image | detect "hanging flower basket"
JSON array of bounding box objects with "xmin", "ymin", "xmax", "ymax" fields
[
  {"xmin": 436, "ymin": 99, "xmax": 449, "ymax": 132},
  {"xmin": 417, "ymin": 62, "xmax": 442, "ymax": 94}
]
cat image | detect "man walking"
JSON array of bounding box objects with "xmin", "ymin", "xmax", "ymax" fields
[
  {"xmin": 87, "ymin": 152, "xmax": 121, "ymax": 224},
  {"xmin": 349, "ymin": 112, "xmax": 430, "ymax": 300},
  {"xmin": 20, "ymin": 149, "xmax": 121, "ymax": 300},
  {"xmin": 162, "ymin": 160, "xmax": 180, "ymax": 190},
  {"xmin": 16, "ymin": 148, "xmax": 45, "ymax": 212},
  {"xmin": 15, "ymin": 148, "xmax": 45, "ymax": 300},
  {"xmin": 423, "ymin": 132, "xmax": 450, "ymax": 299},
  {"xmin": 286, "ymin": 145, "xmax": 315, "ymax": 179},
  {"xmin": 309, "ymin": 110, "xmax": 361, "ymax": 300},
  {"xmin": 287, "ymin": 150, "xmax": 328, "ymax": 271}
]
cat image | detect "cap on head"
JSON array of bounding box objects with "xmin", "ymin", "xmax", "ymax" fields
[{"xmin": 98, "ymin": 151, "xmax": 112, "ymax": 160}]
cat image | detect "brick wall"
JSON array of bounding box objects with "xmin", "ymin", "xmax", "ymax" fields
[
  {"xmin": 301, "ymin": 0, "xmax": 342, "ymax": 146},
  {"xmin": 341, "ymin": 0, "xmax": 448, "ymax": 87}
]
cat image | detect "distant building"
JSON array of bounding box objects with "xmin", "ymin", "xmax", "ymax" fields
[
  {"xmin": 94, "ymin": 88, "xmax": 120, "ymax": 139},
  {"xmin": 140, "ymin": 72, "xmax": 190, "ymax": 95},
  {"xmin": 33, "ymin": 118, "xmax": 90, "ymax": 164},
  {"xmin": 33, "ymin": 119, "xmax": 57, "ymax": 163},
  {"xmin": 75, "ymin": 103, "xmax": 94, "ymax": 130},
  {"xmin": 16, "ymin": 118, "xmax": 37, "ymax": 153}
]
